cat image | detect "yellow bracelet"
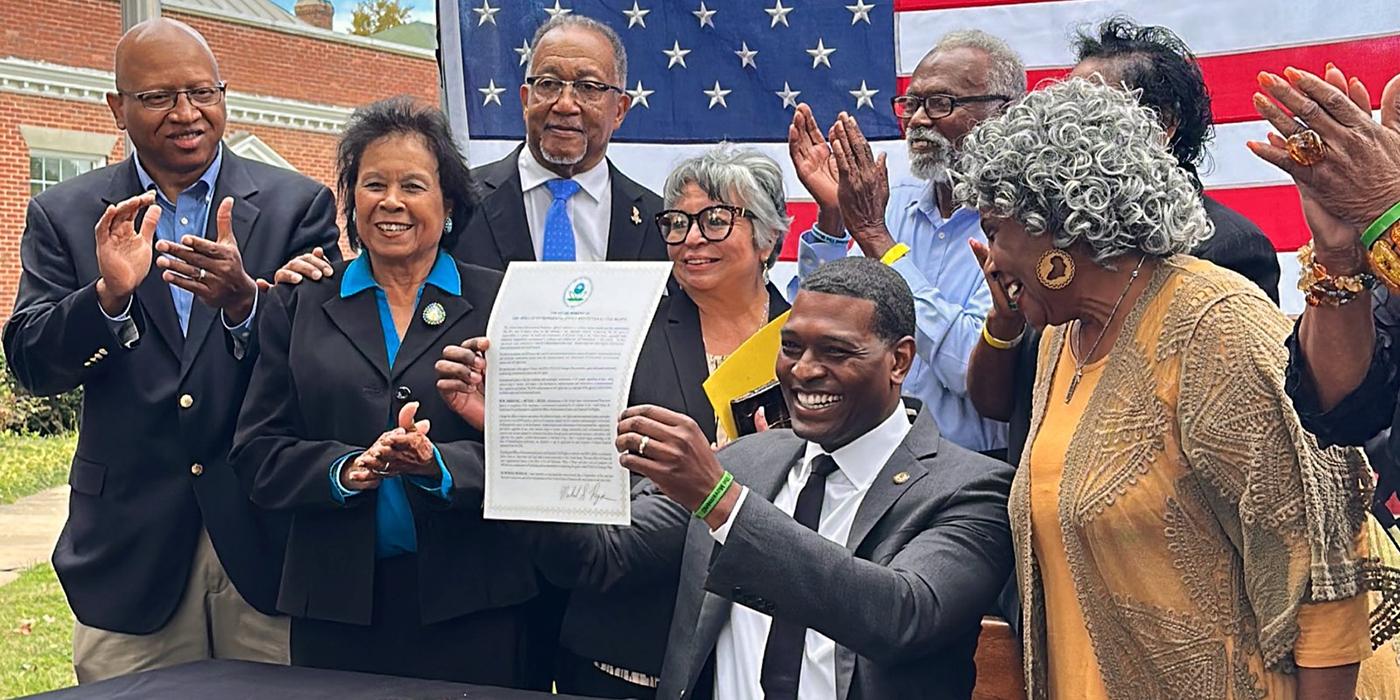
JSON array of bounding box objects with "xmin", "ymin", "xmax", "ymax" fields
[
  {"xmin": 880, "ymin": 242, "xmax": 911, "ymax": 265},
  {"xmin": 981, "ymin": 323, "xmax": 1024, "ymax": 350}
]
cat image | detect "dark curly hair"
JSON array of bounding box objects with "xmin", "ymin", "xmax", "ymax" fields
[
  {"xmin": 335, "ymin": 96, "xmax": 478, "ymax": 252},
  {"xmin": 1073, "ymin": 16, "xmax": 1213, "ymax": 175}
]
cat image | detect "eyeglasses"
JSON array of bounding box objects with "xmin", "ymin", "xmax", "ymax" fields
[
  {"xmin": 524, "ymin": 76, "xmax": 624, "ymax": 105},
  {"xmin": 656, "ymin": 205, "xmax": 751, "ymax": 244},
  {"xmin": 890, "ymin": 93, "xmax": 1009, "ymax": 122},
  {"xmin": 120, "ymin": 84, "xmax": 227, "ymax": 111}
]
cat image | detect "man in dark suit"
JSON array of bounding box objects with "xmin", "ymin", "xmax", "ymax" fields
[
  {"xmin": 2, "ymin": 19, "xmax": 340, "ymax": 682},
  {"xmin": 453, "ymin": 15, "xmax": 666, "ymax": 269},
  {"xmin": 525, "ymin": 257, "xmax": 1015, "ymax": 699}
]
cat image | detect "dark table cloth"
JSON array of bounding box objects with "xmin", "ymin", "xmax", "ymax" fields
[{"xmin": 27, "ymin": 660, "xmax": 603, "ymax": 700}]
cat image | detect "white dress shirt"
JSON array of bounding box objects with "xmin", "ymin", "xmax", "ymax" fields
[
  {"xmin": 710, "ymin": 402, "xmax": 912, "ymax": 699},
  {"xmin": 516, "ymin": 147, "xmax": 613, "ymax": 262}
]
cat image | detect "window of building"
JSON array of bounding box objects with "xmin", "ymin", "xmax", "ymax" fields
[{"xmin": 28, "ymin": 152, "xmax": 105, "ymax": 196}]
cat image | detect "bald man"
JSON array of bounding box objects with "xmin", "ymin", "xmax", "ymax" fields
[{"xmin": 3, "ymin": 19, "xmax": 340, "ymax": 681}]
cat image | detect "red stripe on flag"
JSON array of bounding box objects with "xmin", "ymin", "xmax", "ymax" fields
[
  {"xmin": 780, "ymin": 201, "xmax": 820, "ymax": 262},
  {"xmin": 1205, "ymin": 185, "xmax": 1308, "ymax": 252},
  {"xmin": 893, "ymin": 0, "xmax": 1058, "ymax": 10}
]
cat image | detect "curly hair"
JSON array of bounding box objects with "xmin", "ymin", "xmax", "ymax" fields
[
  {"xmin": 952, "ymin": 78, "xmax": 1212, "ymax": 263},
  {"xmin": 1073, "ymin": 16, "xmax": 1213, "ymax": 172}
]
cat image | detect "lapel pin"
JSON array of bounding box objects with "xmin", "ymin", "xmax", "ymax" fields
[
  {"xmin": 630, "ymin": 206, "xmax": 642, "ymax": 225},
  {"xmin": 422, "ymin": 301, "xmax": 447, "ymax": 326},
  {"xmin": 892, "ymin": 471, "xmax": 910, "ymax": 485}
]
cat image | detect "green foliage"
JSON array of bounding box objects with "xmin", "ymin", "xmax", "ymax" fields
[
  {"xmin": 350, "ymin": 0, "xmax": 414, "ymax": 36},
  {"xmin": 0, "ymin": 564, "xmax": 75, "ymax": 697},
  {"xmin": 0, "ymin": 355, "xmax": 81, "ymax": 436},
  {"xmin": 0, "ymin": 432, "xmax": 76, "ymax": 505}
]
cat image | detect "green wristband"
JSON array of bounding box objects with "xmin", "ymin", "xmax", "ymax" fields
[
  {"xmin": 1361, "ymin": 200, "xmax": 1400, "ymax": 248},
  {"xmin": 693, "ymin": 470, "xmax": 734, "ymax": 519}
]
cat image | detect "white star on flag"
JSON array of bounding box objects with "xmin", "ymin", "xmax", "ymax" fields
[
  {"xmin": 663, "ymin": 41, "xmax": 692, "ymax": 69},
  {"xmin": 806, "ymin": 38, "xmax": 835, "ymax": 69},
  {"xmin": 704, "ymin": 81, "xmax": 732, "ymax": 109},
  {"xmin": 735, "ymin": 42, "xmax": 758, "ymax": 69},
  {"xmin": 845, "ymin": 0, "xmax": 874, "ymax": 25},
  {"xmin": 692, "ymin": 2, "xmax": 717, "ymax": 28},
  {"xmin": 514, "ymin": 40, "xmax": 532, "ymax": 66},
  {"xmin": 627, "ymin": 80, "xmax": 655, "ymax": 109},
  {"xmin": 478, "ymin": 80, "xmax": 505, "ymax": 106},
  {"xmin": 623, "ymin": 1, "xmax": 650, "ymax": 29},
  {"xmin": 472, "ymin": 0, "xmax": 499, "ymax": 26},
  {"xmin": 775, "ymin": 82, "xmax": 801, "ymax": 109},
  {"xmin": 765, "ymin": 0, "xmax": 793, "ymax": 28},
  {"xmin": 849, "ymin": 80, "xmax": 879, "ymax": 109},
  {"xmin": 544, "ymin": 0, "xmax": 571, "ymax": 19}
]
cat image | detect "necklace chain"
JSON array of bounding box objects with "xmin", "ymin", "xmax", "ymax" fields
[{"xmin": 1065, "ymin": 256, "xmax": 1147, "ymax": 404}]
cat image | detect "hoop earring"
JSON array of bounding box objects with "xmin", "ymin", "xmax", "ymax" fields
[{"xmin": 1036, "ymin": 249, "xmax": 1075, "ymax": 289}]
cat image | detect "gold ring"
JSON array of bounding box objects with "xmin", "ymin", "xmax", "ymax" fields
[
  {"xmin": 1286, "ymin": 128, "xmax": 1327, "ymax": 166},
  {"xmin": 638, "ymin": 435, "xmax": 649, "ymax": 457}
]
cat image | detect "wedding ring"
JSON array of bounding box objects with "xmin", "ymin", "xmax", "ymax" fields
[
  {"xmin": 1286, "ymin": 128, "xmax": 1326, "ymax": 166},
  {"xmin": 197, "ymin": 268, "xmax": 208, "ymax": 281},
  {"xmin": 638, "ymin": 435, "xmax": 650, "ymax": 457}
]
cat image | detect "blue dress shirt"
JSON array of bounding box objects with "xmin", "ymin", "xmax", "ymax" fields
[
  {"xmin": 329, "ymin": 251, "xmax": 456, "ymax": 558},
  {"xmin": 791, "ymin": 177, "xmax": 1007, "ymax": 452}
]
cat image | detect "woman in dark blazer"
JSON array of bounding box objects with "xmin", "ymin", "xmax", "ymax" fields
[{"xmin": 229, "ymin": 97, "xmax": 540, "ymax": 685}]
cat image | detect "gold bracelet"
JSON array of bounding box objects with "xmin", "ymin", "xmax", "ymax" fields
[
  {"xmin": 1297, "ymin": 241, "xmax": 1376, "ymax": 307},
  {"xmin": 981, "ymin": 323, "xmax": 1024, "ymax": 350},
  {"xmin": 1369, "ymin": 218, "xmax": 1400, "ymax": 293}
]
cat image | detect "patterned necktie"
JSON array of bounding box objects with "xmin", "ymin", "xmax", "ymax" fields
[
  {"xmin": 759, "ymin": 453, "xmax": 841, "ymax": 700},
  {"xmin": 542, "ymin": 178, "xmax": 581, "ymax": 261}
]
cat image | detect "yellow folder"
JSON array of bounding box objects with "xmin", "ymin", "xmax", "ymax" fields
[{"xmin": 703, "ymin": 310, "xmax": 791, "ymax": 440}]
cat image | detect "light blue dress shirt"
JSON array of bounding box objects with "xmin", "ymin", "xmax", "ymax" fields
[
  {"xmin": 791, "ymin": 177, "xmax": 1007, "ymax": 452},
  {"xmin": 329, "ymin": 251, "xmax": 456, "ymax": 559}
]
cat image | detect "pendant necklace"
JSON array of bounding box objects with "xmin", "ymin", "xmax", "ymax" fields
[{"xmin": 1065, "ymin": 256, "xmax": 1146, "ymax": 403}]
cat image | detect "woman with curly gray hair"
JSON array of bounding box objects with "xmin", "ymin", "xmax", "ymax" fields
[{"xmin": 955, "ymin": 78, "xmax": 1398, "ymax": 699}]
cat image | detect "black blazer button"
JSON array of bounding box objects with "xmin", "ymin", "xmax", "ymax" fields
[{"xmin": 395, "ymin": 386, "xmax": 413, "ymax": 401}]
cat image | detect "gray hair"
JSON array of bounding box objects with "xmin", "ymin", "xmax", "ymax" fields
[
  {"xmin": 529, "ymin": 15, "xmax": 627, "ymax": 87},
  {"xmin": 662, "ymin": 146, "xmax": 790, "ymax": 268},
  {"xmin": 931, "ymin": 29, "xmax": 1027, "ymax": 100},
  {"xmin": 952, "ymin": 78, "xmax": 1211, "ymax": 263}
]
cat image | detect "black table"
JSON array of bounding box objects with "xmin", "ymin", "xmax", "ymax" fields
[{"xmin": 28, "ymin": 660, "xmax": 599, "ymax": 699}]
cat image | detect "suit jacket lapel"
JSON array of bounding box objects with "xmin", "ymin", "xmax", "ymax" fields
[
  {"xmin": 604, "ymin": 159, "xmax": 650, "ymax": 261},
  {"xmin": 321, "ymin": 291, "xmax": 391, "ymax": 383},
  {"xmin": 180, "ymin": 153, "xmax": 260, "ymax": 381},
  {"xmin": 482, "ymin": 145, "xmax": 535, "ymax": 264},
  {"xmin": 845, "ymin": 410, "xmax": 938, "ymax": 553},
  {"xmin": 390, "ymin": 286, "xmax": 472, "ymax": 382},
  {"xmin": 103, "ymin": 158, "xmax": 182, "ymax": 358}
]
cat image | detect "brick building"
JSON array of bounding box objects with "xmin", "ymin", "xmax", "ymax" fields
[{"xmin": 0, "ymin": 0, "xmax": 441, "ymax": 320}]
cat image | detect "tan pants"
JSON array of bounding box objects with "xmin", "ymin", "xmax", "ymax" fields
[{"xmin": 72, "ymin": 529, "xmax": 289, "ymax": 683}]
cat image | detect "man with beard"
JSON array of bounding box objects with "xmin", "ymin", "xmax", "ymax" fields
[{"xmin": 788, "ymin": 30, "xmax": 1024, "ymax": 458}]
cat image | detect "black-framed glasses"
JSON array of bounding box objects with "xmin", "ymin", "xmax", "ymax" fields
[
  {"xmin": 656, "ymin": 205, "xmax": 751, "ymax": 244},
  {"xmin": 120, "ymin": 83, "xmax": 227, "ymax": 111},
  {"xmin": 890, "ymin": 93, "xmax": 1009, "ymax": 122},
  {"xmin": 524, "ymin": 76, "xmax": 624, "ymax": 105}
]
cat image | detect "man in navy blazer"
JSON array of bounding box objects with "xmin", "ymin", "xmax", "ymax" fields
[{"xmin": 2, "ymin": 19, "xmax": 339, "ymax": 682}]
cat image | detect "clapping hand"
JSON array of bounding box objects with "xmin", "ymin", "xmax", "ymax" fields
[
  {"xmin": 154, "ymin": 197, "xmax": 259, "ymax": 324},
  {"xmin": 789, "ymin": 104, "xmax": 844, "ymax": 234},
  {"xmin": 830, "ymin": 112, "xmax": 895, "ymax": 258},
  {"xmin": 94, "ymin": 192, "xmax": 161, "ymax": 316},
  {"xmin": 339, "ymin": 402, "xmax": 439, "ymax": 491}
]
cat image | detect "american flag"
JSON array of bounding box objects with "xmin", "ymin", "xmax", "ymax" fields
[{"xmin": 439, "ymin": 0, "xmax": 1400, "ymax": 315}]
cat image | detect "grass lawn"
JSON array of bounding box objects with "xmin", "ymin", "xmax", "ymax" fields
[
  {"xmin": 0, "ymin": 564, "xmax": 74, "ymax": 697},
  {"xmin": 0, "ymin": 432, "xmax": 76, "ymax": 505}
]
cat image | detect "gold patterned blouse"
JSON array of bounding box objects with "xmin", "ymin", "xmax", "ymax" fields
[{"xmin": 1012, "ymin": 256, "xmax": 1400, "ymax": 699}]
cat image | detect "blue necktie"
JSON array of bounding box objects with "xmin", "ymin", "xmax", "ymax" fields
[{"xmin": 543, "ymin": 179, "xmax": 581, "ymax": 261}]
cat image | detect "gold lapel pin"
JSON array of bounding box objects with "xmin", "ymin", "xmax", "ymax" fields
[
  {"xmin": 892, "ymin": 471, "xmax": 910, "ymax": 485},
  {"xmin": 422, "ymin": 301, "xmax": 447, "ymax": 326},
  {"xmin": 630, "ymin": 206, "xmax": 642, "ymax": 225}
]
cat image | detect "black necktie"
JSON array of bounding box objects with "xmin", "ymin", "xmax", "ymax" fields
[{"xmin": 759, "ymin": 453, "xmax": 840, "ymax": 700}]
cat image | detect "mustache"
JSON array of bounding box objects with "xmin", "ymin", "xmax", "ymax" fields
[{"xmin": 905, "ymin": 126, "xmax": 951, "ymax": 148}]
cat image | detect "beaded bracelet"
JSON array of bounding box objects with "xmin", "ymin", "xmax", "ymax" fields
[
  {"xmin": 1297, "ymin": 241, "xmax": 1377, "ymax": 306},
  {"xmin": 693, "ymin": 471, "xmax": 734, "ymax": 519}
]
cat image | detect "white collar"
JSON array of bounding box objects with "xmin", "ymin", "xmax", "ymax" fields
[
  {"xmin": 800, "ymin": 400, "xmax": 912, "ymax": 491},
  {"xmin": 518, "ymin": 146, "xmax": 610, "ymax": 204}
]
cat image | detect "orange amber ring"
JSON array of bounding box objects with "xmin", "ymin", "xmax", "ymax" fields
[{"xmin": 1286, "ymin": 128, "xmax": 1327, "ymax": 166}]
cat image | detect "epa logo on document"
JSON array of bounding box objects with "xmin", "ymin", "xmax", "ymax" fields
[{"xmin": 564, "ymin": 277, "xmax": 593, "ymax": 307}]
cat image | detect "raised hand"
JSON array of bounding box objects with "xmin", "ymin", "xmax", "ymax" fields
[
  {"xmin": 272, "ymin": 246, "xmax": 336, "ymax": 286},
  {"xmin": 435, "ymin": 337, "xmax": 488, "ymax": 431},
  {"xmin": 154, "ymin": 196, "xmax": 259, "ymax": 324},
  {"xmin": 830, "ymin": 112, "xmax": 895, "ymax": 259},
  {"xmin": 94, "ymin": 192, "xmax": 160, "ymax": 316},
  {"xmin": 788, "ymin": 104, "xmax": 844, "ymax": 234},
  {"xmin": 969, "ymin": 239, "xmax": 1025, "ymax": 339}
]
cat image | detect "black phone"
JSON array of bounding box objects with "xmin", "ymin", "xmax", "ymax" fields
[{"xmin": 730, "ymin": 380, "xmax": 791, "ymax": 437}]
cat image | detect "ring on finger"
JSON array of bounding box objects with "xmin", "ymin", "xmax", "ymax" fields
[
  {"xmin": 638, "ymin": 435, "xmax": 650, "ymax": 457},
  {"xmin": 1285, "ymin": 128, "xmax": 1327, "ymax": 166},
  {"xmin": 197, "ymin": 268, "xmax": 208, "ymax": 282}
]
